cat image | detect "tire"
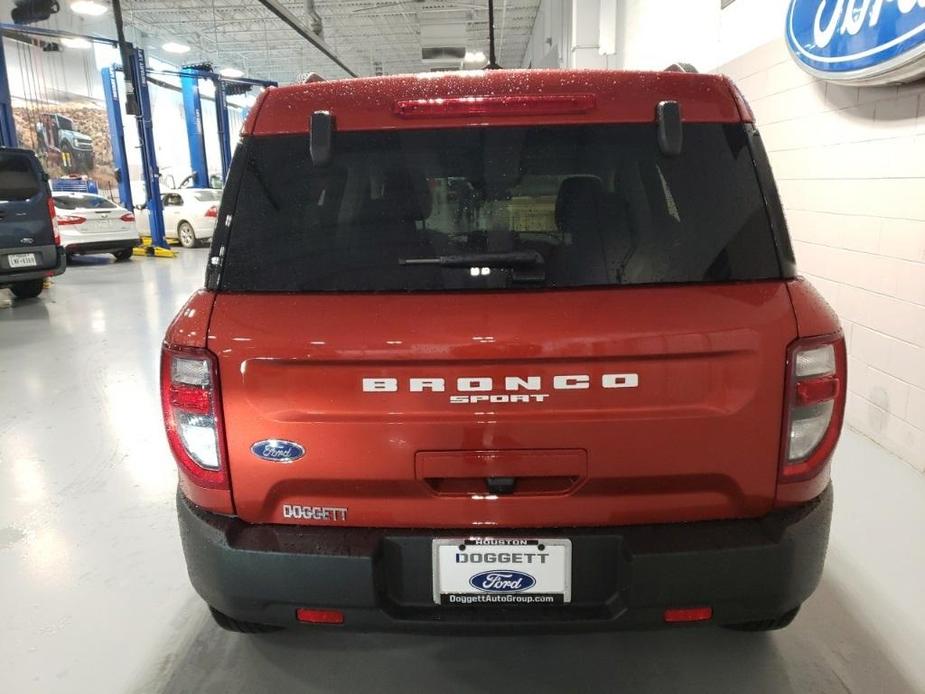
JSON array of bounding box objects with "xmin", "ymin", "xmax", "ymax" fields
[
  {"xmin": 61, "ymin": 142, "xmax": 74, "ymax": 173},
  {"xmin": 724, "ymin": 605, "xmax": 801, "ymax": 632},
  {"xmin": 177, "ymin": 221, "xmax": 197, "ymax": 249},
  {"xmin": 208, "ymin": 606, "xmax": 283, "ymax": 634},
  {"xmin": 112, "ymin": 249, "xmax": 133, "ymax": 261},
  {"xmin": 10, "ymin": 279, "xmax": 44, "ymax": 299}
]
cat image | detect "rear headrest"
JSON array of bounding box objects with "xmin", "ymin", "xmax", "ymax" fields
[
  {"xmin": 382, "ymin": 168, "xmax": 432, "ymax": 221},
  {"xmin": 555, "ymin": 176, "xmax": 604, "ymax": 229}
]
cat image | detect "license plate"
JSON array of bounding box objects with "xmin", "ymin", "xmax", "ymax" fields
[
  {"xmin": 433, "ymin": 538, "xmax": 571, "ymax": 605},
  {"xmin": 7, "ymin": 253, "xmax": 37, "ymax": 268}
]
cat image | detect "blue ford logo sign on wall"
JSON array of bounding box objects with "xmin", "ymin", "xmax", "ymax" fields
[
  {"xmin": 786, "ymin": 0, "xmax": 925, "ymax": 85},
  {"xmin": 469, "ymin": 570, "xmax": 536, "ymax": 593},
  {"xmin": 251, "ymin": 439, "xmax": 305, "ymax": 463}
]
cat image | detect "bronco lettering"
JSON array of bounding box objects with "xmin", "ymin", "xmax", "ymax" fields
[{"xmin": 363, "ymin": 374, "xmax": 638, "ymax": 394}]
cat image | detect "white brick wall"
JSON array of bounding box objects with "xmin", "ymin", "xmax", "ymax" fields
[{"xmin": 720, "ymin": 40, "xmax": 925, "ymax": 472}]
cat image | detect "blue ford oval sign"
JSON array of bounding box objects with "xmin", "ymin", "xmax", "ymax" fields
[
  {"xmin": 251, "ymin": 439, "xmax": 305, "ymax": 463},
  {"xmin": 786, "ymin": 0, "xmax": 925, "ymax": 84},
  {"xmin": 469, "ymin": 570, "xmax": 536, "ymax": 593}
]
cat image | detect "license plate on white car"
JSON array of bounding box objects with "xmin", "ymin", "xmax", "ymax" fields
[
  {"xmin": 433, "ymin": 538, "xmax": 571, "ymax": 605},
  {"xmin": 7, "ymin": 253, "xmax": 37, "ymax": 268}
]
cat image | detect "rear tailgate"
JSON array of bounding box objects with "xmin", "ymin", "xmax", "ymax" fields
[
  {"xmin": 211, "ymin": 282, "xmax": 796, "ymax": 528},
  {"xmin": 81, "ymin": 209, "xmax": 130, "ymax": 233},
  {"xmin": 0, "ymin": 151, "xmax": 55, "ymax": 254}
]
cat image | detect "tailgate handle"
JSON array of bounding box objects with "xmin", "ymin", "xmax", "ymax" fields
[
  {"xmin": 416, "ymin": 449, "xmax": 587, "ymax": 497},
  {"xmin": 485, "ymin": 477, "xmax": 516, "ymax": 495}
]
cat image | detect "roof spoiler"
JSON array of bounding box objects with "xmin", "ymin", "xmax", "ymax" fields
[{"xmin": 310, "ymin": 111, "xmax": 334, "ymax": 166}]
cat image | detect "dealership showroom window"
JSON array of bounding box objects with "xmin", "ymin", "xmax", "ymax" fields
[{"xmin": 1, "ymin": 0, "xmax": 924, "ymax": 692}]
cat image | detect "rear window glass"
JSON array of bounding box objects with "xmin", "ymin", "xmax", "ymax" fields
[
  {"xmin": 0, "ymin": 153, "xmax": 41, "ymax": 202},
  {"xmin": 220, "ymin": 124, "xmax": 780, "ymax": 292},
  {"xmin": 53, "ymin": 194, "xmax": 117, "ymax": 210},
  {"xmin": 193, "ymin": 190, "xmax": 222, "ymax": 202}
]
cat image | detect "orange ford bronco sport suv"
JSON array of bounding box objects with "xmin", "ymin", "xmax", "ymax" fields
[{"xmin": 162, "ymin": 70, "xmax": 845, "ymax": 633}]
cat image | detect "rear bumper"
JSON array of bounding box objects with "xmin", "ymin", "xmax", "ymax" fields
[
  {"xmin": 177, "ymin": 486, "xmax": 833, "ymax": 632},
  {"xmin": 64, "ymin": 237, "xmax": 140, "ymax": 255},
  {"xmin": 0, "ymin": 246, "xmax": 66, "ymax": 285}
]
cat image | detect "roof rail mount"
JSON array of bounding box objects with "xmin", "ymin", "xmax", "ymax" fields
[{"xmin": 665, "ymin": 63, "xmax": 699, "ymax": 73}]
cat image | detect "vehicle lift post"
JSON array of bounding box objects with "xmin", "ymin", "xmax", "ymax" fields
[
  {"xmin": 210, "ymin": 74, "xmax": 277, "ymax": 181},
  {"xmin": 127, "ymin": 47, "xmax": 172, "ymax": 255},
  {"xmin": 101, "ymin": 67, "xmax": 133, "ymax": 211},
  {"xmin": 180, "ymin": 67, "xmax": 210, "ymax": 188},
  {"xmin": 214, "ymin": 79, "xmax": 233, "ymax": 181}
]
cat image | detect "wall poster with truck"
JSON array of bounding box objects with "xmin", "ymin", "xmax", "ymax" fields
[{"xmin": 3, "ymin": 36, "xmax": 119, "ymax": 197}]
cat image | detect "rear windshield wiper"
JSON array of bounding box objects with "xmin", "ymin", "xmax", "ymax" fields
[{"xmin": 400, "ymin": 250, "xmax": 544, "ymax": 268}]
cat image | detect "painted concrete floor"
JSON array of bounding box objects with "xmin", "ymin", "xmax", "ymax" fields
[{"xmin": 1, "ymin": 250, "xmax": 924, "ymax": 694}]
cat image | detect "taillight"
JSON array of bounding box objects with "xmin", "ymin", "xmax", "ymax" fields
[
  {"xmin": 47, "ymin": 197, "xmax": 60, "ymax": 246},
  {"xmin": 120, "ymin": 212, "xmax": 135, "ymax": 222},
  {"xmin": 160, "ymin": 346, "xmax": 228, "ymax": 489},
  {"xmin": 205, "ymin": 205, "xmax": 218, "ymax": 218},
  {"xmin": 57, "ymin": 214, "xmax": 87, "ymax": 226},
  {"xmin": 393, "ymin": 94, "xmax": 596, "ymax": 118},
  {"xmin": 780, "ymin": 334, "xmax": 846, "ymax": 482}
]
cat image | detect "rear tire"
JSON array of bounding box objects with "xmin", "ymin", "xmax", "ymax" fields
[
  {"xmin": 10, "ymin": 279, "xmax": 44, "ymax": 299},
  {"xmin": 724, "ymin": 605, "xmax": 801, "ymax": 632},
  {"xmin": 177, "ymin": 222, "xmax": 197, "ymax": 249},
  {"xmin": 112, "ymin": 249, "xmax": 133, "ymax": 261},
  {"xmin": 208, "ymin": 606, "xmax": 283, "ymax": 634}
]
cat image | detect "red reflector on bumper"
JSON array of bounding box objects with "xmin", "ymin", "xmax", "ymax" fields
[
  {"xmin": 663, "ymin": 606, "xmax": 713, "ymax": 623},
  {"xmin": 296, "ymin": 608, "xmax": 344, "ymax": 625}
]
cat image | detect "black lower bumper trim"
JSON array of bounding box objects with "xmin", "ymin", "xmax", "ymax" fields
[
  {"xmin": 0, "ymin": 246, "xmax": 66, "ymax": 285},
  {"xmin": 177, "ymin": 487, "xmax": 833, "ymax": 632},
  {"xmin": 66, "ymin": 240, "xmax": 139, "ymax": 255}
]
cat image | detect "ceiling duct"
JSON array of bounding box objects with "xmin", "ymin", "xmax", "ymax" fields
[
  {"xmin": 422, "ymin": 46, "xmax": 466, "ymax": 61},
  {"xmin": 419, "ymin": 8, "xmax": 468, "ymax": 67}
]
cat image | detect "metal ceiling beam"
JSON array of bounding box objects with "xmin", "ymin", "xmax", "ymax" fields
[{"xmin": 253, "ymin": 0, "xmax": 357, "ymax": 77}]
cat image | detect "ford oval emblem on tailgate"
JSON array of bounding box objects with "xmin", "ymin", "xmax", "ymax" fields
[
  {"xmin": 251, "ymin": 439, "xmax": 305, "ymax": 463},
  {"xmin": 469, "ymin": 570, "xmax": 536, "ymax": 593}
]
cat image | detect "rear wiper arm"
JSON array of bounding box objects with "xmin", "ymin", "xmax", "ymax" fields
[{"xmin": 400, "ymin": 250, "xmax": 544, "ymax": 268}]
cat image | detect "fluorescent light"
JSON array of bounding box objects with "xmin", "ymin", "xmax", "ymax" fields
[
  {"xmin": 219, "ymin": 67, "xmax": 244, "ymax": 78},
  {"xmin": 162, "ymin": 42, "xmax": 191, "ymax": 54},
  {"xmin": 62, "ymin": 37, "xmax": 93, "ymax": 49},
  {"xmin": 71, "ymin": 1, "xmax": 108, "ymax": 16}
]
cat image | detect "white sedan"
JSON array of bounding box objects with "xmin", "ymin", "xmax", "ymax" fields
[
  {"xmin": 161, "ymin": 188, "xmax": 221, "ymax": 248},
  {"xmin": 53, "ymin": 192, "xmax": 140, "ymax": 262}
]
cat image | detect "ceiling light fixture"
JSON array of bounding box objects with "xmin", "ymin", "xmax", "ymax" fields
[
  {"xmin": 61, "ymin": 36, "xmax": 93, "ymax": 49},
  {"xmin": 219, "ymin": 67, "xmax": 244, "ymax": 78},
  {"xmin": 162, "ymin": 42, "xmax": 191, "ymax": 54},
  {"xmin": 70, "ymin": 1, "xmax": 108, "ymax": 16}
]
